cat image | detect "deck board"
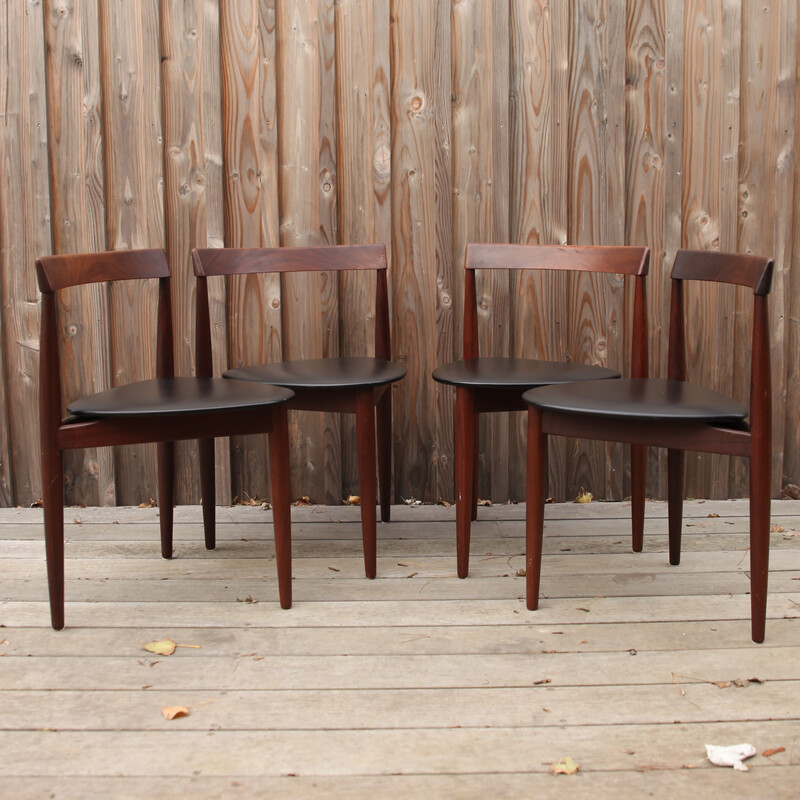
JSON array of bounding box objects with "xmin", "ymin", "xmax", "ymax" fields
[{"xmin": 1, "ymin": 500, "xmax": 799, "ymax": 797}]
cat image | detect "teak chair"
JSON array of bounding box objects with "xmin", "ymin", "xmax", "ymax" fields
[
  {"xmin": 192, "ymin": 244, "xmax": 405, "ymax": 579},
  {"xmin": 432, "ymin": 244, "xmax": 651, "ymax": 577},
  {"xmin": 524, "ymin": 249, "xmax": 773, "ymax": 642},
  {"xmin": 37, "ymin": 249, "xmax": 295, "ymax": 630}
]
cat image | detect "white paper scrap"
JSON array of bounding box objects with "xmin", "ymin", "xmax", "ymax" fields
[{"xmin": 705, "ymin": 743, "xmax": 757, "ymax": 771}]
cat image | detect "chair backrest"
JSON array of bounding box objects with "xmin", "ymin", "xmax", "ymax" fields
[
  {"xmin": 191, "ymin": 245, "xmax": 391, "ymax": 376},
  {"xmin": 463, "ymin": 243, "xmax": 651, "ymax": 377},
  {"xmin": 36, "ymin": 249, "xmax": 175, "ymax": 440},
  {"xmin": 36, "ymin": 249, "xmax": 175, "ymax": 406},
  {"xmin": 667, "ymin": 250, "xmax": 773, "ymax": 428}
]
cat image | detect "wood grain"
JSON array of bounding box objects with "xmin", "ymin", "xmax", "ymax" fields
[
  {"xmin": 785, "ymin": 5, "xmax": 800, "ymax": 494},
  {"xmin": 45, "ymin": 0, "xmax": 114, "ymax": 507},
  {"xmin": 390, "ymin": 0, "xmax": 453, "ymax": 503},
  {"xmin": 2, "ymin": 1, "xmax": 800, "ymax": 506},
  {"xmin": 161, "ymin": 0, "xmax": 208, "ymax": 504},
  {"xmin": 220, "ymin": 0, "xmax": 271, "ymax": 499},
  {"xmin": 451, "ymin": 0, "xmax": 511, "ymax": 504},
  {"xmin": 277, "ymin": 0, "xmax": 336, "ymax": 504},
  {"xmin": 680, "ymin": 1, "xmax": 739, "ymax": 498},
  {"xmin": 198, "ymin": 0, "xmax": 232, "ymax": 503},
  {"xmin": 566, "ymin": 2, "xmax": 628, "ymax": 501},
  {"xmin": 99, "ymin": 0, "xmax": 165, "ymax": 505},
  {"xmin": 335, "ymin": 0, "xmax": 377, "ymax": 496},
  {"xmin": 0, "ymin": 0, "xmax": 53, "ymax": 505}
]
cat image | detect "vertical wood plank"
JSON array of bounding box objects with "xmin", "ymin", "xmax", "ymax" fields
[
  {"xmin": 566, "ymin": 0, "xmax": 627, "ymax": 500},
  {"xmin": 390, "ymin": 0, "xmax": 452, "ymax": 502},
  {"xmin": 317, "ymin": 0, "xmax": 341, "ymax": 504},
  {"xmin": 431, "ymin": 0, "xmax": 454, "ymax": 506},
  {"xmin": 161, "ymin": 0, "xmax": 208, "ymax": 504},
  {"xmin": 680, "ymin": 0, "xmax": 739, "ymax": 498},
  {"xmin": 625, "ymin": 0, "xmax": 667, "ymax": 498},
  {"xmin": 0, "ymin": 0, "xmax": 53, "ymax": 505},
  {"xmin": 277, "ymin": 0, "xmax": 330, "ymax": 503},
  {"xmin": 99, "ymin": 0, "xmax": 165, "ymax": 505},
  {"xmin": 451, "ymin": 0, "xmax": 510, "ymax": 503},
  {"xmin": 43, "ymin": 0, "xmax": 114, "ymax": 507},
  {"xmin": 200, "ymin": 0, "xmax": 232, "ymax": 503},
  {"xmin": 508, "ymin": 0, "xmax": 570, "ymax": 501},
  {"xmin": 782, "ymin": 3, "xmax": 800, "ymax": 491},
  {"xmin": 736, "ymin": 0, "xmax": 794, "ymax": 497},
  {"xmin": 220, "ymin": 0, "xmax": 270, "ymax": 499},
  {"xmin": 335, "ymin": 0, "xmax": 376, "ymax": 496}
]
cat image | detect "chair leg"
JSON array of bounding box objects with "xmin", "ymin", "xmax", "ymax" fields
[
  {"xmin": 199, "ymin": 438, "xmax": 216, "ymax": 549},
  {"xmin": 525, "ymin": 407, "xmax": 547, "ymax": 610},
  {"xmin": 42, "ymin": 447, "xmax": 66, "ymax": 630},
  {"xmin": 377, "ymin": 387, "xmax": 392, "ymax": 523},
  {"xmin": 268, "ymin": 406, "xmax": 293, "ymax": 609},
  {"xmin": 355, "ymin": 390, "xmax": 378, "ymax": 579},
  {"xmin": 630, "ymin": 444, "xmax": 647, "ymax": 552},
  {"xmin": 157, "ymin": 441, "xmax": 175, "ymax": 559},
  {"xmin": 667, "ymin": 448, "xmax": 684, "ymax": 565},
  {"xmin": 749, "ymin": 454, "xmax": 771, "ymax": 644},
  {"xmin": 455, "ymin": 387, "xmax": 475, "ymax": 578}
]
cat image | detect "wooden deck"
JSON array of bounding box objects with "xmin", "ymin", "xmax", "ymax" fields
[{"xmin": 1, "ymin": 499, "xmax": 799, "ymax": 799}]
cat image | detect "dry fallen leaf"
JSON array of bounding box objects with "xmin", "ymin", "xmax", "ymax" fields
[
  {"xmin": 574, "ymin": 489, "xmax": 593, "ymax": 504},
  {"xmin": 772, "ymin": 525, "xmax": 786, "ymax": 533},
  {"xmin": 294, "ymin": 496, "xmax": 312, "ymax": 506},
  {"xmin": 477, "ymin": 498, "xmax": 492, "ymax": 507},
  {"xmin": 143, "ymin": 639, "xmax": 177, "ymax": 656},
  {"xmin": 550, "ymin": 757, "xmax": 580, "ymax": 775},
  {"xmin": 141, "ymin": 639, "xmax": 201, "ymax": 656},
  {"xmin": 515, "ymin": 568, "xmax": 527, "ymax": 577},
  {"xmin": 438, "ymin": 499, "xmax": 452, "ymax": 508},
  {"xmin": 707, "ymin": 513, "xmax": 720, "ymax": 518},
  {"xmin": 345, "ymin": 495, "xmax": 361, "ymax": 506},
  {"xmin": 762, "ymin": 747, "xmax": 785, "ymax": 758},
  {"xmin": 161, "ymin": 705, "xmax": 189, "ymax": 720},
  {"xmin": 138, "ymin": 498, "xmax": 156, "ymax": 508}
]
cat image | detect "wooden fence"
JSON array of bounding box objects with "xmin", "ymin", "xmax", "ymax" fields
[{"xmin": 1, "ymin": 0, "xmax": 798, "ymax": 508}]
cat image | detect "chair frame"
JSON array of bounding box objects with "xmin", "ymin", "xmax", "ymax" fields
[
  {"xmin": 451, "ymin": 244, "xmax": 651, "ymax": 577},
  {"xmin": 38, "ymin": 249, "xmax": 292, "ymax": 629},
  {"xmin": 525, "ymin": 249, "xmax": 773, "ymax": 642},
  {"xmin": 193, "ymin": 244, "xmax": 397, "ymax": 579}
]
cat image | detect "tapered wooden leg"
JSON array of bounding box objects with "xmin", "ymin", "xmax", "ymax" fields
[
  {"xmin": 526, "ymin": 407, "xmax": 547, "ymax": 610},
  {"xmin": 377, "ymin": 387, "xmax": 392, "ymax": 523},
  {"xmin": 42, "ymin": 448, "xmax": 65, "ymax": 630},
  {"xmin": 455, "ymin": 387, "xmax": 475, "ymax": 578},
  {"xmin": 199, "ymin": 438, "xmax": 216, "ymax": 549},
  {"xmin": 630, "ymin": 444, "xmax": 647, "ymax": 552},
  {"xmin": 356, "ymin": 390, "xmax": 378, "ymax": 579},
  {"xmin": 749, "ymin": 452, "xmax": 771, "ymax": 644},
  {"xmin": 667, "ymin": 448, "xmax": 684, "ymax": 566},
  {"xmin": 157, "ymin": 441, "xmax": 175, "ymax": 559},
  {"xmin": 471, "ymin": 414, "xmax": 479, "ymax": 521},
  {"xmin": 268, "ymin": 406, "xmax": 292, "ymax": 609}
]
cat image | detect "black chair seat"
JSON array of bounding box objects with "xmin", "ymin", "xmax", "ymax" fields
[
  {"xmin": 433, "ymin": 357, "xmax": 619, "ymax": 389},
  {"xmin": 224, "ymin": 356, "xmax": 406, "ymax": 390},
  {"xmin": 524, "ymin": 378, "xmax": 747, "ymax": 423},
  {"xmin": 68, "ymin": 377, "xmax": 294, "ymax": 417}
]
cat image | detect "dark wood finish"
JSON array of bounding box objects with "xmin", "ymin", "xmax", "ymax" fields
[
  {"xmin": 36, "ymin": 249, "xmax": 295, "ymax": 629},
  {"xmin": 433, "ymin": 244, "xmax": 650, "ymax": 578},
  {"xmin": 192, "ymin": 244, "xmax": 405, "ymax": 580},
  {"xmin": 524, "ymin": 250, "xmax": 774, "ymax": 642}
]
